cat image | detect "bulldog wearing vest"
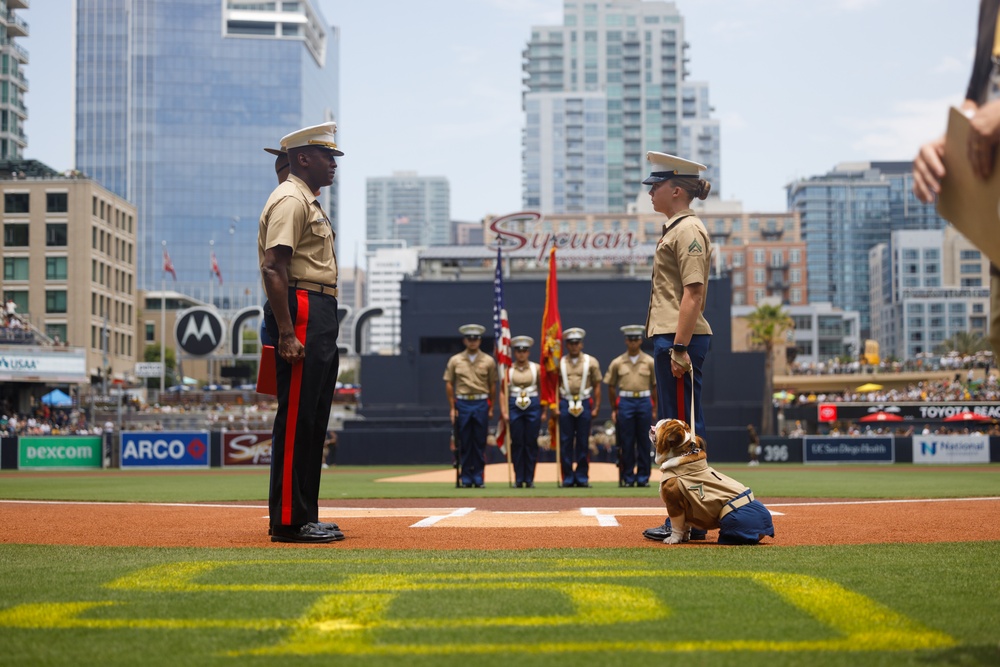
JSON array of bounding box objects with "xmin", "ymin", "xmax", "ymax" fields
[{"xmin": 651, "ymin": 418, "xmax": 774, "ymax": 545}]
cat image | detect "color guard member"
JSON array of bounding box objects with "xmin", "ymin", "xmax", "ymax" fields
[
  {"xmin": 444, "ymin": 324, "xmax": 498, "ymax": 488},
  {"xmin": 558, "ymin": 327, "xmax": 602, "ymax": 487},
  {"xmin": 502, "ymin": 335, "xmax": 542, "ymax": 488},
  {"xmin": 604, "ymin": 324, "xmax": 657, "ymax": 487}
]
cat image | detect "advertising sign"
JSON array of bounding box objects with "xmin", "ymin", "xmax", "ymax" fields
[
  {"xmin": 120, "ymin": 431, "xmax": 210, "ymax": 468},
  {"xmin": 913, "ymin": 434, "xmax": 990, "ymax": 464},
  {"xmin": 0, "ymin": 347, "xmax": 88, "ymax": 383},
  {"xmin": 174, "ymin": 307, "xmax": 225, "ymax": 356},
  {"xmin": 803, "ymin": 436, "xmax": 894, "ymax": 464},
  {"xmin": 134, "ymin": 362, "xmax": 164, "ymax": 378},
  {"xmin": 19, "ymin": 436, "xmax": 103, "ymax": 469},
  {"xmin": 817, "ymin": 403, "xmax": 838, "ymax": 423},
  {"xmin": 222, "ymin": 430, "xmax": 272, "ymax": 466}
]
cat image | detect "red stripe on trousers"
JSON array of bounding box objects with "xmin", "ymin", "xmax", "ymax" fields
[
  {"xmin": 676, "ymin": 376, "xmax": 686, "ymax": 424},
  {"xmin": 281, "ymin": 290, "xmax": 310, "ymax": 525}
]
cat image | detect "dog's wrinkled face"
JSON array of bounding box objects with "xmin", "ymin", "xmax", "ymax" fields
[{"xmin": 650, "ymin": 418, "xmax": 702, "ymax": 465}]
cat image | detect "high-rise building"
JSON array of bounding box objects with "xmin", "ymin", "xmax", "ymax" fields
[
  {"xmin": 522, "ymin": 0, "xmax": 719, "ymax": 214},
  {"xmin": 365, "ymin": 246, "xmax": 418, "ymax": 355},
  {"xmin": 787, "ymin": 161, "xmax": 948, "ymax": 338},
  {"xmin": 1, "ymin": 0, "xmax": 28, "ymax": 161},
  {"xmin": 75, "ymin": 0, "xmax": 340, "ymax": 309},
  {"xmin": 366, "ymin": 172, "xmax": 450, "ymax": 248},
  {"xmin": 869, "ymin": 228, "xmax": 989, "ymax": 360}
]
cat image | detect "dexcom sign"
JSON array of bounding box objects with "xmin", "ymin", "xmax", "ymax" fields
[{"xmin": 120, "ymin": 431, "xmax": 210, "ymax": 468}]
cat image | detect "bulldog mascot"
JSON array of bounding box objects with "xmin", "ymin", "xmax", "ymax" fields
[{"xmin": 651, "ymin": 418, "xmax": 774, "ymax": 545}]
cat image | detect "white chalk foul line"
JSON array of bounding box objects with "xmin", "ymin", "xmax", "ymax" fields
[
  {"xmin": 410, "ymin": 507, "xmax": 476, "ymax": 528},
  {"xmin": 580, "ymin": 508, "xmax": 619, "ymax": 527}
]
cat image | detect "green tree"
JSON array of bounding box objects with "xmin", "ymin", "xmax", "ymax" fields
[
  {"xmin": 746, "ymin": 303, "xmax": 794, "ymax": 435},
  {"xmin": 934, "ymin": 331, "xmax": 990, "ymax": 356},
  {"xmin": 144, "ymin": 344, "xmax": 178, "ymax": 388}
]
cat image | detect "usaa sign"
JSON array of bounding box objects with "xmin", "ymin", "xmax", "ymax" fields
[
  {"xmin": 120, "ymin": 431, "xmax": 210, "ymax": 468},
  {"xmin": 174, "ymin": 307, "xmax": 225, "ymax": 356}
]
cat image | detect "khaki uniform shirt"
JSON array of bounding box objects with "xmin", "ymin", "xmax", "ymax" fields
[
  {"xmin": 510, "ymin": 362, "xmax": 540, "ymax": 392},
  {"xmin": 604, "ymin": 352, "xmax": 656, "ymax": 392},
  {"xmin": 559, "ymin": 353, "xmax": 602, "ymax": 398},
  {"xmin": 645, "ymin": 208, "xmax": 712, "ymax": 337},
  {"xmin": 660, "ymin": 458, "xmax": 748, "ymax": 530},
  {"xmin": 444, "ymin": 351, "xmax": 498, "ymax": 396},
  {"xmin": 258, "ymin": 174, "xmax": 338, "ymax": 287}
]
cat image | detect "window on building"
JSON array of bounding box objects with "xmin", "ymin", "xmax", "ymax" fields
[
  {"xmin": 45, "ymin": 290, "xmax": 67, "ymax": 314},
  {"xmin": 4, "ymin": 223, "xmax": 28, "ymax": 246},
  {"xmin": 45, "ymin": 323, "xmax": 67, "ymax": 344},
  {"xmin": 46, "ymin": 223, "xmax": 68, "ymax": 246},
  {"xmin": 4, "ymin": 290, "xmax": 27, "ymax": 314},
  {"xmin": 45, "ymin": 192, "xmax": 68, "ymax": 213},
  {"xmin": 4, "ymin": 192, "xmax": 29, "ymax": 213},
  {"xmin": 753, "ymin": 268, "xmax": 765, "ymax": 284},
  {"xmin": 732, "ymin": 253, "xmax": 744, "ymax": 268},
  {"xmin": 790, "ymin": 249, "xmax": 801, "ymax": 263},
  {"xmin": 960, "ymin": 249, "xmax": 982, "ymax": 260},
  {"xmin": 753, "ymin": 249, "xmax": 765, "ymax": 264},
  {"xmin": 45, "ymin": 257, "xmax": 68, "ymax": 280},
  {"xmin": 3, "ymin": 257, "xmax": 28, "ymax": 281}
]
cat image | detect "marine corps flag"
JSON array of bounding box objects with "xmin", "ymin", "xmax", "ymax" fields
[{"xmin": 539, "ymin": 247, "xmax": 561, "ymax": 408}]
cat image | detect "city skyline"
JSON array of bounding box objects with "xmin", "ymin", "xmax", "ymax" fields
[{"xmin": 24, "ymin": 1, "xmax": 979, "ymax": 273}]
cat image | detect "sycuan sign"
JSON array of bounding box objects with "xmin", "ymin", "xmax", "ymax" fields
[{"xmin": 18, "ymin": 436, "xmax": 103, "ymax": 469}]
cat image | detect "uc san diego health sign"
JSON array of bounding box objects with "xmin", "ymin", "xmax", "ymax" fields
[
  {"xmin": 120, "ymin": 431, "xmax": 210, "ymax": 468},
  {"xmin": 18, "ymin": 436, "xmax": 103, "ymax": 469}
]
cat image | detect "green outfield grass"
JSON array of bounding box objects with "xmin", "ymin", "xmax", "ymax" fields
[
  {"xmin": 0, "ymin": 543, "xmax": 998, "ymax": 666},
  {"xmin": 0, "ymin": 464, "xmax": 998, "ymax": 502},
  {"xmin": 2, "ymin": 465, "xmax": 999, "ymax": 666}
]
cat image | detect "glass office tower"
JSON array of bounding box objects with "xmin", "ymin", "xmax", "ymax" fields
[{"xmin": 75, "ymin": 0, "xmax": 340, "ymax": 309}]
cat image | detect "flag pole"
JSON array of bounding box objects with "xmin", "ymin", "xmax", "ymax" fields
[{"xmin": 160, "ymin": 240, "xmax": 166, "ymax": 394}]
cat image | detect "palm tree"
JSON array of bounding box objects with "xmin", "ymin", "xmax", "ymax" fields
[
  {"xmin": 746, "ymin": 303, "xmax": 794, "ymax": 435},
  {"xmin": 934, "ymin": 331, "xmax": 990, "ymax": 356}
]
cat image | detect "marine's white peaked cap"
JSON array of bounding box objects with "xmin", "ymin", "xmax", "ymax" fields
[
  {"xmin": 281, "ymin": 121, "xmax": 344, "ymax": 156},
  {"xmin": 620, "ymin": 324, "xmax": 645, "ymax": 337},
  {"xmin": 511, "ymin": 335, "xmax": 534, "ymax": 349},
  {"xmin": 642, "ymin": 151, "xmax": 706, "ymax": 184},
  {"xmin": 564, "ymin": 327, "xmax": 586, "ymax": 341},
  {"xmin": 459, "ymin": 324, "xmax": 486, "ymax": 337}
]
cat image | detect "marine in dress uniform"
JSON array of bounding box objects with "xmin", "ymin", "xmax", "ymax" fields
[
  {"xmin": 604, "ymin": 325, "xmax": 657, "ymax": 487},
  {"xmin": 444, "ymin": 324, "xmax": 498, "ymax": 488},
  {"xmin": 558, "ymin": 328, "xmax": 602, "ymax": 487},
  {"xmin": 502, "ymin": 335, "xmax": 542, "ymax": 488},
  {"xmin": 258, "ymin": 122, "xmax": 344, "ymax": 544},
  {"xmin": 641, "ymin": 151, "xmax": 714, "ymax": 542}
]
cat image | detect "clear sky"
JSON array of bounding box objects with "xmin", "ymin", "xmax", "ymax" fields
[{"xmin": 25, "ymin": 1, "xmax": 979, "ymax": 269}]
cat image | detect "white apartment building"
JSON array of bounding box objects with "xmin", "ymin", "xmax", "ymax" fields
[
  {"xmin": 522, "ymin": 0, "xmax": 720, "ymax": 214},
  {"xmin": 870, "ymin": 228, "xmax": 990, "ymax": 360},
  {"xmin": 365, "ymin": 247, "xmax": 419, "ymax": 354}
]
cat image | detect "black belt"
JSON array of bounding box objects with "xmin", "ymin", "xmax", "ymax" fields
[{"xmin": 291, "ymin": 280, "xmax": 338, "ymax": 297}]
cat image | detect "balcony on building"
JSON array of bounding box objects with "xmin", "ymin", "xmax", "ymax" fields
[
  {"xmin": 760, "ymin": 224, "xmax": 785, "ymax": 240},
  {"xmin": 5, "ymin": 11, "xmax": 28, "ymax": 37},
  {"xmin": 7, "ymin": 0, "xmax": 29, "ymax": 9}
]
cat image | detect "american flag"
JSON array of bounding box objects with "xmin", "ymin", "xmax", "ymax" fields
[
  {"xmin": 493, "ymin": 244, "xmax": 512, "ymax": 454},
  {"xmin": 394, "ymin": 214, "xmax": 410, "ymax": 225},
  {"xmin": 211, "ymin": 251, "xmax": 223, "ymax": 285},
  {"xmin": 162, "ymin": 247, "xmax": 177, "ymax": 281}
]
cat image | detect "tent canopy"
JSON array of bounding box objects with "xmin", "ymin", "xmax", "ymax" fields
[{"xmin": 40, "ymin": 389, "xmax": 72, "ymax": 407}]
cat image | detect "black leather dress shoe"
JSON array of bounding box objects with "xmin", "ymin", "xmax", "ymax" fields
[
  {"xmin": 643, "ymin": 519, "xmax": 707, "ymax": 541},
  {"xmin": 637, "ymin": 482, "xmax": 650, "ymax": 487},
  {"xmin": 526, "ymin": 482, "xmax": 535, "ymax": 488},
  {"xmin": 271, "ymin": 523, "xmax": 344, "ymax": 543},
  {"xmin": 268, "ymin": 521, "xmax": 340, "ymax": 536}
]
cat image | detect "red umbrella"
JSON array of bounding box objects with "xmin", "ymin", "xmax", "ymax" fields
[
  {"xmin": 943, "ymin": 411, "xmax": 991, "ymax": 422},
  {"xmin": 859, "ymin": 411, "xmax": 903, "ymax": 422}
]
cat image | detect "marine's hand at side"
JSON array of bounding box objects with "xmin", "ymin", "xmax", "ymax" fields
[{"xmin": 277, "ymin": 330, "xmax": 305, "ymax": 364}]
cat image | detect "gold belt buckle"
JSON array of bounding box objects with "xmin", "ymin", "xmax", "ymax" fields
[
  {"xmin": 515, "ymin": 391, "xmax": 531, "ymax": 410},
  {"xmin": 568, "ymin": 397, "xmax": 584, "ymax": 417}
]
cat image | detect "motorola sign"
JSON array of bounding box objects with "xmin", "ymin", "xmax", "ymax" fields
[{"xmin": 174, "ymin": 307, "xmax": 225, "ymax": 356}]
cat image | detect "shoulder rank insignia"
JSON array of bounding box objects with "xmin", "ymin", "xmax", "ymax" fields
[{"xmin": 687, "ymin": 239, "xmax": 703, "ymax": 254}]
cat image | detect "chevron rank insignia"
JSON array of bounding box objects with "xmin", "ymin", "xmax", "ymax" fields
[
  {"xmin": 687, "ymin": 239, "xmax": 703, "ymax": 254},
  {"xmin": 687, "ymin": 482, "xmax": 705, "ymax": 499}
]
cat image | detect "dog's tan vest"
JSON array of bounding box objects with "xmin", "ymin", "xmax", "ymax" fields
[{"xmin": 660, "ymin": 458, "xmax": 749, "ymax": 530}]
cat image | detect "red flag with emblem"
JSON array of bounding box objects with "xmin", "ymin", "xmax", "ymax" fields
[
  {"xmin": 211, "ymin": 250, "xmax": 223, "ymax": 285},
  {"xmin": 539, "ymin": 247, "xmax": 561, "ymax": 408},
  {"xmin": 162, "ymin": 247, "xmax": 177, "ymax": 281}
]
